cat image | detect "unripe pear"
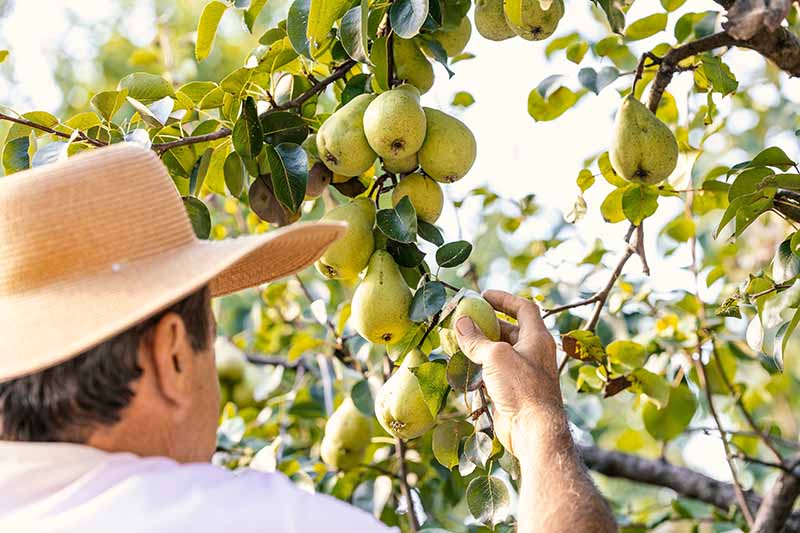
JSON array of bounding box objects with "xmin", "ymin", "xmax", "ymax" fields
[
  {"xmin": 305, "ymin": 162, "xmax": 332, "ymax": 199},
  {"xmin": 383, "ymin": 153, "xmax": 419, "ymax": 174},
  {"xmin": 320, "ymin": 397, "xmax": 372, "ymax": 471},
  {"xmin": 315, "ymin": 198, "xmax": 376, "ymax": 280},
  {"xmin": 418, "ymin": 108, "xmax": 477, "ymax": 183},
  {"xmin": 392, "ymin": 173, "xmax": 444, "ymax": 224},
  {"xmin": 475, "ymin": 0, "xmax": 517, "ymax": 41},
  {"xmin": 503, "ymin": 0, "xmax": 564, "ymax": 41},
  {"xmin": 363, "ymin": 86, "xmax": 427, "ymax": 160},
  {"xmin": 317, "ymin": 93, "xmax": 377, "ymax": 177},
  {"xmin": 440, "ymin": 292, "xmax": 501, "ymax": 356},
  {"xmin": 375, "ymin": 349, "xmax": 436, "ymax": 439},
  {"xmin": 430, "ymin": 17, "xmax": 472, "ymax": 57},
  {"xmin": 351, "ymin": 250, "xmax": 414, "ymax": 344},
  {"xmin": 393, "ymin": 38, "xmax": 435, "ymax": 94},
  {"xmin": 609, "ymin": 95, "xmax": 678, "ymax": 185}
]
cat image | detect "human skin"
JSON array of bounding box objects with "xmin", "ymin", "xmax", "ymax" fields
[{"xmin": 455, "ymin": 290, "xmax": 617, "ymax": 533}]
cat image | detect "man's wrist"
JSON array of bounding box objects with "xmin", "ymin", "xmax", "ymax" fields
[{"xmin": 511, "ymin": 401, "xmax": 576, "ymax": 463}]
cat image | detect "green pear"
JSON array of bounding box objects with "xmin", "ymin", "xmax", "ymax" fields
[
  {"xmin": 418, "ymin": 108, "xmax": 477, "ymax": 183},
  {"xmin": 609, "ymin": 95, "xmax": 678, "ymax": 185},
  {"xmin": 315, "ymin": 198, "xmax": 376, "ymax": 280},
  {"xmin": 430, "ymin": 17, "xmax": 472, "ymax": 57},
  {"xmin": 383, "ymin": 153, "xmax": 419, "ymax": 174},
  {"xmin": 475, "ymin": 0, "xmax": 517, "ymax": 41},
  {"xmin": 393, "ymin": 38, "xmax": 435, "ymax": 94},
  {"xmin": 503, "ymin": 0, "xmax": 564, "ymax": 41},
  {"xmin": 440, "ymin": 292, "xmax": 501, "ymax": 355},
  {"xmin": 305, "ymin": 162, "xmax": 332, "ymax": 200},
  {"xmin": 317, "ymin": 93, "xmax": 377, "ymax": 177},
  {"xmin": 351, "ymin": 250, "xmax": 414, "ymax": 344},
  {"xmin": 375, "ymin": 349, "xmax": 436, "ymax": 439},
  {"xmin": 363, "ymin": 86, "xmax": 427, "ymax": 160},
  {"xmin": 320, "ymin": 397, "xmax": 372, "ymax": 471},
  {"xmin": 392, "ymin": 173, "xmax": 444, "ymax": 224}
]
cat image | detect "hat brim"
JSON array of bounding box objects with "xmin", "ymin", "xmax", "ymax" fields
[{"xmin": 0, "ymin": 221, "xmax": 346, "ymax": 382}]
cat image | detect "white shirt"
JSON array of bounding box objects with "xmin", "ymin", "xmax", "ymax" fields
[{"xmin": 0, "ymin": 441, "xmax": 396, "ymax": 532}]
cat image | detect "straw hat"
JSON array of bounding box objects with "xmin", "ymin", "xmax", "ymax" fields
[{"xmin": 0, "ymin": 143, "xmax": 346, "ymax": 382}]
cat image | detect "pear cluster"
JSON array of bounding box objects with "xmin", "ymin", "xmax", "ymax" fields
[{"xmin": 475, "ymin": 0, "xmax": 565, "ymax": 42}]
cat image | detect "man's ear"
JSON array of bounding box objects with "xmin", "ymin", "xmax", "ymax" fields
[{"xmin": 145, "ymin": 313, "xmax": 197, "ymax": 413}]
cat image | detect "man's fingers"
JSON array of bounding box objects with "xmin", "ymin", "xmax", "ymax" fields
[
  {"xmin": 455, "ymin": 317, "xmax": 493, "ymax": 365},
  {"xmin": 499, "ymin": 319, "xmax": 519, "ymax": 345},
  {"xmin": 483, "ymin": 290, "xmax": 546, "ymax": 335}
]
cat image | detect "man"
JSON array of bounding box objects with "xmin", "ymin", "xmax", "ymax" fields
[{"xmin": 0, "ymin": 145, "xmax": 616, "ymax": 532}]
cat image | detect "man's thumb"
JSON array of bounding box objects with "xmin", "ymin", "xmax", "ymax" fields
[{"xmin": 455, "ymin": 317, "xmax": 489, "ymax": 363}]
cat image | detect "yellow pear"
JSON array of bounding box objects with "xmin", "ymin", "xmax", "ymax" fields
[
  {"xmin": 351, "ymin": 250, "xmax": 414, "ymax": 344},
  {"xmin": 320, "ymin": 397, "xmax": 372, "ymax": 471},
  {"xmin": 609, "ymin": 95, "xmax": 678, "ymax": 185},
  {"xmin": 418, "ymin": 108, "xmax": 477, "ymax": 183},
  {"xmin": 475, "ymin": 0, "xmax": 517, "ymax": 41},
  {"xmin": 383, "ymin": 153, "xmax": 419, "ymax": 174},
  {"xmin": 440, "ymin": 291, "xmax": 501, "ymax": 355},
  {"xmin": 363, "ymin": 85, "xmax": 427, "ymax": 160},
  {"xmin": 393, "ymin": 38, "xmax": 435, "ymax": 94},
  {"xmin": 503, "ymin": 0, "xmax": 564, "ymax": 41},
  {"xmin": 392, "ymin": 173, "xmax": 444, "ymax": 223},
  {"xmin": 315, "ymin": 198, "xmax": 376, "ymax": 280},
  {"xmin": 429, "ymin": 17, "xmax": 472, "ymax": 57},
  {"xmin": 375, "ymin": 349, "xmax": 436, "ymax": 439},
  {"xmin": 317, "ymin": 93, "xmax": 377, "ymax": 177}
]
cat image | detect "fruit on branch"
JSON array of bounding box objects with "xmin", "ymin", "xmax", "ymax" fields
[
  {"xmin": 249, "ymin": 177, "xmax": 300, "ymax": 226},
  {"xmin": 609, "ymin": 95, "xmax": 678, "ymax": 185},
  {"xmin": 315, "ymin": 198, "xmax": 376, "ymax": 280},
  {"xmin": 503, "ymin": 0, "xmax": 565, "ymax": 41},
  {"xmin": 351, "ymin": 250, "xmax": 414, "ymax": 344},
  {"xmin": 375, "ymin": 349, "xmax": 436, "ymax": 440},
  {"xmin": 363, "ymin": 85, "xmax": 427, "ymax": 160},
  {"xmin": 317, "ymin": 93, "xmax": 377, "ymax": 177},
  {"xmin": 440, "ymin": 291, "xmax": 501, "ymax": 356},
  {"xmin": 393, "ymin": 37, "xmax": 435, "ymax": 94},
  {"xmin": 428, "ymin": 16, "xmax": 472, "ymax": 57},
  {"xmin": 320, "ymin": 397, "xmax": 372, "ymax": 471},
  {"xmin": 383, "ymin": 153, "xmax": 419, "ymax": 174},
  {"xmin": 418, "ymin": 108, "xmax": 477, "ymax": 183},
  {"xmin": 392, "ymin": 173, "xmax": 444, "ymax": 223},
  {"xmin": 475, "ymin": 0, "xmax": 517, "ymax": 41},
  {"xmin": 306, "ymin": 162, "xmax": 333, "ymax": 199}
]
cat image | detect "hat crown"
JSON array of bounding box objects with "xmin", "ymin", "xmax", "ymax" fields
[{"xmin": 0, "ymin": 144, "xmax": 195, "ymax": 295}]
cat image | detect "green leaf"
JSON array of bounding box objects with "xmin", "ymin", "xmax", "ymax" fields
[
  {"xmin": 446, "ymin": 350, "xmax": 482, "ymax": 392},
  {"xmin": 369, "ymin": 36, "xmax": 390, "ymax": 91},
  {"xmin": 576, "ymin": 169, "xmax": 595, "ymax": 192},
  {"xmin": 735, "ymin": 190, "xmax": 775, "ymax": 236},
  {"xmin": 118, "ymin": 72, "xmax": 174, "ymax": 103},
  {"xmin": 307, "ymin": 0, "xmax": 349, "ymax": 48},
  {"xmin": 340, "ymin": 4, "xmax": 369, "ymax": 63},
  {"xmin": 464, "ymin": 432, "xmax": 493, "ymax": 470},
  {"xmin": 287, "ymin": 0, "xmax": 312, "ymax": 57},
  {"xmin": 409, "ymin": 360, "xmax": 448, "ymax": 418},
  {"xmin": 432, "ymin": 420, "xmax": 471, "ymax": 469},
  {"xmin": 622, "ymin": 184, "xmax": 659, "ymax": 225},
  {"xmin": 776, "ymin": 308, "xmax": 800, "ymax": 371},
  {"xmin": 451, "ymin": 91, "xmax": 475, "ymax": 107},
  {"xmin": 436, "ymin": 240, "xmax": 473, "ymax": 268},
  {"xmin": 350, "ymin": 379, "xmax": 374, "ymax": 416},
  {"xmin": 232, "ymin": 96, "xmax": 263, "ymax": 159},
  {"xmin": 662, "ymin": 215, "xmax": 695, "ymax": 242},
  {"xmin": 220, "ymin": 67, "xmax": 253, "ymax": 95},
  {"xmin": 791, "ymin": 230, "xmax": 800, "ymax": 256},
  {"xmin": 260, "ymin": 111, "xmax": 308, "ymax": 145},
  {"xmin": 377, "ymin": 196, "xmax": 417, "ymax": 243},
  {"xmin": 244, "ymin": 0, "xmax": 268, "ymax": 32},
  {"xmin": 387, "ymin": 240, "xmax": 426, "ymax": 267},
  {"xmin": 701, "ymin": 55, "xmax": 738, "ymax": 96},
  {"xmin": 562, "ymin": 330, "xmax": 606, "ymax": 362},
  {"xmin": 772, "ymin": 238, "xmax": 800, "ymax": 284},
  {"xmin": 600, "ymin": 187, "xmax": 626, "ymax": 223},
  {"xmin": 183, "ymin": 197, "xmax": 212, "ymax": 239},
  {"xmin": 267, "ymin": 143, "xmax": 308, "ymax": 213},
  {"xmin": 466, "ymin": 476, "xmax": 510, "ymax": 527},
  {"xmin": 599, "ymin": 151, "xmax": 628, "ymax": 186},
  {"xmin": 729, "ymin": 167, "xmax": 773, "ymax": 201},
  {"xmin": 390, "ymin": 0, "xmax": 429, "ymax": 39},
  {"xmin": 661, "ymin": 0, "xmax": 687, "ymax": 12},
  {"xmin": 625, "ymin": 13, "xmax": 667, "ymax": 41},
  {"xmin": 630, "ymin": 368, "xmax": 669, "ymax": 408},
  {"xmin": 545, "ymin": 33, "xmax": 580, "ymax": 58},
  {"xmin": 597, "ymin": 0, "xmax": 626, "ymax": 33},
  {"xmin": 566, "ymin": 41, "xmax": 589, "ymax": 64},
  {"xmin": 417, "ymin": 220, "xmax": 444, "ymax": 246},
  {"xmin": 527, "ymin": 84, "xmax": 582, "ymax": 122},
  {"xmin": 2, "ymin": 136, "xmax": 30, "ymax": 174},
  {"xmin": 223, "ymin": 151, "xmax": 245, "ymax": 196},
  {"xmin": 0, "ymin": 50, "xmax": 8, "ymax": 63},
  {"xmin": 409, "ymin": 281, "xmax": 446, "ymax": 322},
  {"xmin": 90, "ymin": 89, "xmax": 129, "ymax": 122},
  {"xmin": 751, "ymin": 146, "xmax": 796, "ymax": 170},
  {"xmin": 417, "ymin": 37, "xmax": 454, "ymax": 78},
  {"xmin": 642, "ymin": 386, "xmax": 697, "ymax": 441},
  {"xmin": 607, "ymin": 340, "xmax": 647, "ymax": 369},
  {"xmin": 195, "ymin": 1, "xmax": 228, "ymax": 62}
]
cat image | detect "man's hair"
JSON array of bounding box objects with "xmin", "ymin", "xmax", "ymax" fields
[{"xmin": 0, "ymin": 287, "xmax": 211, "ymax": 443}]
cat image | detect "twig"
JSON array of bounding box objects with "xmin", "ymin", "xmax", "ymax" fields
[
  {"xmin": 687, "ymin": 427, "xmax": 800, "ymax": 450},
  {"xmin": 749, "ymin": 281, "xmax": 793, "ymax": 300},
  {"xmin": 396, "ymin": 438, "xmax": 420, "ymax": 532},
  {"xmin": 417, "ymin": 311, "xmax": 442, "ymax": 348},
  {"xmin": 585, "ymin": 224, "xmax": 639, "ymax": 331},
  {"xmin": 151, "ymin": 127, "xmax": 232, "ymax": 154},
  {"xmin": 733, "ymin": 453, "xmax": 797, "ymax": 474},
  {"xmin": 0, "ymin": 111, "xmax": 105, "ymax": 147},
  {"xmin": 245, "ymin": 352, "xmax": 309, "ymax": 369}
]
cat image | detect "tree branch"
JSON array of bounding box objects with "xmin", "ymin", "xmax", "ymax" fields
[
  {"xmin": 585, "ymin": 224, "xmax": 639, "ymax": 331},
  {"xmin": 396, "ymin": 438, "xmax": 420, "ymax": 532},
  {"xmin": 0, "ymin": 112, "xmax": 105, "ymax": 147},
  {"xmin": 752, "ymin": 455, "xmax": 800, "ymax": 533}
]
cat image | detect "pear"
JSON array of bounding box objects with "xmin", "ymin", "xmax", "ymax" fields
[
  {"xmin": 305, "ymin": 162, "xmax": 332, "ymax": 199},
  {"xmin": 430, "ymin": 17, "xmax": 472, "ymax": 57},
  {"xmin": 418, "ymin": 108, "xmax": 477, "ymax": 183},
  {"xmin": 351, "ymin": 250, "xmax": 414, "ymax": 344},
  {"xmin": 375, "ymin": 349, "xmax": 436, "ymax": 439},
  {"xmin": 320, "ymin": 397, "xmax": 372, "ymax": 471},
  {"xmin": 315, "ymin": 198, "xmax": 376, "ymax": 280},
  {"xmin": 503, "ymin": 0, "xmax": 565, "ymax": 41},
  {"xmin": 440, "ymin": 292, "xmax": 501, "ymax": 355},
  {"xmin": 363, "ymin": 86, "xmax": 427, "ymax": 160},
  {"xmin": 475, "ymin": 0, "xmax": 517, "ymax": 41},
  {"xmin": 392, "ymin": 173, "xmax": 444, "ymax": 224},
  {"xmin": 316, "ymin": 93, "xmax": 377, "ymax": 177},
  {"xmin": 383, "ymin": 153, "xmax": 419, "ymax": 174},
  {"xmin": 393, "ymin": 38, "xmax": 435, "ymax": 94},
  {"xmin": 610, "ymin": 95, "xmax": 678, "ymax": 185}
]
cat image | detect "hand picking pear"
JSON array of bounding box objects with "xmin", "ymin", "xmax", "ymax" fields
[
  {"xmin": 418, "ymin": 108, "xmax": 477, "ymax": 183},
  {"xmin": 440, "ymin": 291, "xmax": 501, "ymax": 355},
  {"xmin": 320, "ymin": 397, "xmax": 372, "ymax": 471},
  {"xmin": 316, "ymin": 93, "xmax": 377, "ymax": 177},
  {"xmin": 475, "ymin": 0, "xmax": 517, "ymax": 41},
  {"xmin": 375, "ymin": 349, "xmax": 436, "ymax": 440},
  {"xmin": 393, "ymin": 38, "xmax": 435, "ymax": 94},
  {"xmin": 363, "ymin": 86, "xmax": 427, "ymax": 160},
  {"xmin": 351, "ymin": 250, "xmax": 414, "ymax": 344},
  {"xmin": 383, "ymin": 153, "xmax": 419, "ymax": 174},
  {"xmin": 392, "ymin": 173, "xmax": 444, "ymax": 224},
  {"xmin": 315, "ymin": 198, "xmax": 376, "ymax": 280},
  {"xmin": 609, "ymin": 95, "xmax": 678, "ymax": 185},
  {"xmin": 430, "ymin": 17, "xmax": 472, "ymax": 57},
  {"xmin": 503, "ymin": 0, "xmax": 565, "ymax": 41}
]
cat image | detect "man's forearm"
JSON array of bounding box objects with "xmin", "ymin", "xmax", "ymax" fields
[{"xmin": 514, "ymin": 406, "xmax": 617, "ymax": 533}]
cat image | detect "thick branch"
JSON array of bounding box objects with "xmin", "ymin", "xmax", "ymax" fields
[
  {"xmin": 752, "ymin": 456, "xmax": 800, "ymax": 533},
  {"xmin": 0, "ymin": 112, "xmax": 105, "ymax": 147}
]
